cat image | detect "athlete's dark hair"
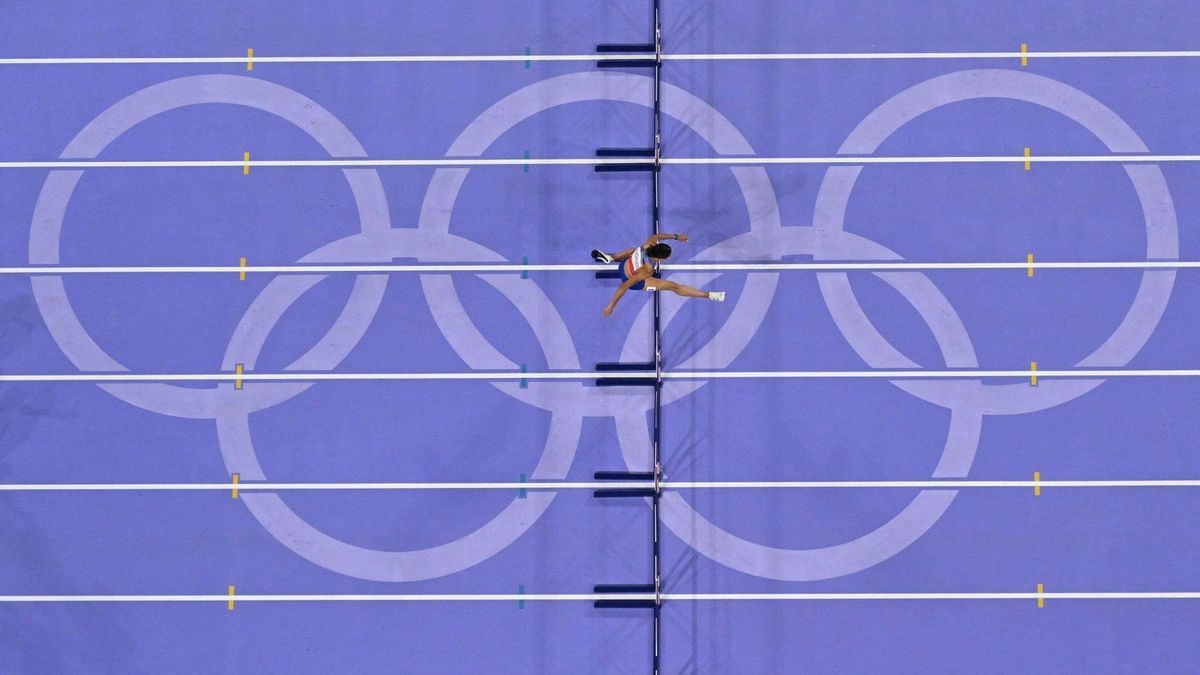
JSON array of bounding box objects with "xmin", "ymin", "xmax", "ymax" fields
[{"xmin": 647, "ymin": 243, "xmax": 672, "ymax": 260}]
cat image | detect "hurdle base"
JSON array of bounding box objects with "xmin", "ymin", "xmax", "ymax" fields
[
  {"xmin": 597, "ymin": 43, "xmax": 655, "ymax": 53},
  {"xmin": 596, "ymin": 59, "xmax": 656, "ymax": 69},
  {"xmin": 594, "ymin": 599, "xmax": 656, "ymax": 609},
  {"xmin": 596, "ymin": 362, "xmax": 656, "ymax": 371},
  {"xmin": 595, "ymin": 163, "xmax": 657, "ymax": 172},
  {"xmin": 593, "ymin": 488, "xmax": 657, "ymax": 498},
  {"xmin": 597, "ymin": 147, "xmax": 655, "ymax": 158},
  {"xmin": 595, "ymin": 378, "xmax": 655, "ymax": 388},
  {"xmin": 594, "ymin": 471, "xmax": 655, "ymax": 481}
]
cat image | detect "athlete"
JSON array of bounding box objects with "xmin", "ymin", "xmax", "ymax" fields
[{"xmin": 592, "ymin": 232, "xmax": 724, "ymax": 317}]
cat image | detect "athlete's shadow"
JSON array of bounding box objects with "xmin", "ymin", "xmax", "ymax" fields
[
  {"xmin": 0, "ymin": 290, "xmax": 76, "ymax": 479},
  {"xmin": 0, "ymin": 293, "xmax": 121, "ymax": 668},
  {"xmin": 0, "ymin": 291, "xmax": 40, "ymax": 358},
  {"xmin": 0, "ymin": 489, "xmax": 134, "ymax": 670},
  {"xmin": 0, "ymin": 385, "xmax": 74, "ymax": 478}
]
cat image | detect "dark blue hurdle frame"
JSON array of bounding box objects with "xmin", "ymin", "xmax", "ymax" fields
[{"xmin": 591, "ymin": 3, "xmax": 665, "ymax": 672}]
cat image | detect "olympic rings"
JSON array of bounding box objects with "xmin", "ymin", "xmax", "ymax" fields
[
  {"xmin": 29, "ymin": 69, "xmax": 1175, "ymax": 582},
  {"xmin": 617, "ymin": 69, "xmax": 1176, "ymax": 581}
]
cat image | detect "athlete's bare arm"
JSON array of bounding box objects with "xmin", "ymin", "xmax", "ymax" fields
[
  {"xmin": 642, "ymin": 232, "xmax": 688, "ymax": 248},
  {"xmin": 611, "ymin": 247, "xmax": 638, "ymax": 262},
  {"xmin": 601, "ymin": 233, "xmax": 687, "ymax": 263},
  {"xmin": 603, "ymin": 265, "xmax": 653, "ymax": 316}
]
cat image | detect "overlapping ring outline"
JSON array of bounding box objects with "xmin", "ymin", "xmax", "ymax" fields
[{"xmin": 28, "ymin": 68, "xmax": 1176, "ymax": 582}]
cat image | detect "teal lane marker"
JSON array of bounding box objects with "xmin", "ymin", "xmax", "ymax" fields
[
  {"xmin": 519, "ymin": 473, "xmax": 527, "ymax": 499},
  {"xmin": 524, "ymin": 47, "xmax": 531, "ymax": 69},
  {"xmin": 518, "ymin": 584, "xmax": 526, "ymax": 608},
  {"xmin": 521, "ymin": 256, "xmax": 529, "ymax": 279},
  {"xmin": 519, "ymin": 364, "xmax": 528, "ymax": 388},
  {"xmin": 523, "ymin": 150, "xmax": 530, "ymax": 173}
]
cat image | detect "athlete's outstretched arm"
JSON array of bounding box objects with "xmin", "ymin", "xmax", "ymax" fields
[
  {"xmin": 611, "ymin": 247, "xmax": 638, "ymax": 262},
  {"xmin": 604, "ymin": 274, "xmax": 646, "ymax": 316},
  {"xmin": 642, "ymin": 232, "xmax": 688, "ymax": 247}
]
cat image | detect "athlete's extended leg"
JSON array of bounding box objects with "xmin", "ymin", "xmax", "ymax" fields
[
  {"xmin": 592, "ymin": 246, "xmax": 637, "ymax": 264},
  {"xmin": 653, "ymin": 279, "xmax": 724, "ymax": 301}
]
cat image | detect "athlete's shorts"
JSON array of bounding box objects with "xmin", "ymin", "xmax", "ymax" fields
[{"xmin": 618, "ymin": 261, "xmax": 661, "ymax": 291}]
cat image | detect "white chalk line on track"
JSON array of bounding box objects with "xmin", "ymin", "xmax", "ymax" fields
[
  {"xmin": 0, "ymin": 260, "xmax": 1194, "ymax": 274},
  {"xmin": 1, "ymin": 592, "xmax": 1197, "ymax": 603},
  {"xmin": 1, "ymin": 480, "xmax": 1196, "ymax": 492},
  {"xmin": 3, "ymin": 155, "xmax": 1200, "ymax": 169},
  {"xmin": 3, "ymin": 50, "xmax": 1200, "ymax": 66},
  {"xmin": 2, "ymin": 369, "xmax": 1200, "ymax": 383}
]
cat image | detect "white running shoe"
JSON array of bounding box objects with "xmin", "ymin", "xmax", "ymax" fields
[
  {"xmin": 708, "ymin": 291, "xmax": 725, "ymax": 302},
  {"xmin": 591, "ymin": 249, "xmax": 614, "ymax": 264}
]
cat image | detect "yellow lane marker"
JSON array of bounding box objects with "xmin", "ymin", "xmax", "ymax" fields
[
  {"xmin": 1027, "ymin": 253, "xmax": 1034, "ymax": 277},
  {"xmin": 228, "ymin": 585, "xmax": 236, "ymax": 610},
  {"xmin": 239, "ymin": 256, "xmax": 247, "ymax": 281},
  {"xmin": 1030, "ymin": 361, "xmax": 1038, "ymax": 386},
  {"xmin": 235, "ymin": 364, "xmax": 244, "ymax": 390},
  {"xmin": 243, "ymin": 151, "xmax": 251, "ymax": 175},
  {"xmin": 1024, "ymin": 147, "xmax": 1032, "ymax": 171},
  {"xmin": 1021, "ymin": 43, "xmax": 1029, "ymax": 67},
  {"xmin": 1037, "ymin": 583, "xmax": 1045, "ymax": 608},
  {"xmin": 246, "ymin": 49, "xmax": 254, "ymax": 71},
  {"xmin": 1033, "ymin": 471, "xmax": 1041, "ymax": 496},
  {"xmin": 231, "ymin": 473, "xmax": 240, "ymax": 498}
]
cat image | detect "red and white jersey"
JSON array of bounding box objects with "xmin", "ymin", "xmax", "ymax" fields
[{"xmin": 624, "ymin": 246, "xmax": 647, "ymax": 276}]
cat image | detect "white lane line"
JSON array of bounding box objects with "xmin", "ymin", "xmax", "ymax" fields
[
  {"xmin": 3, "ymin": 154, "xmax": 1200, "ymax": 170},
  {"xmin": 0, "ymin": 264, "xmax": 600, "ymax": 274},
  {"xmin": 0, "ymin": 594, "xmax": 618, "ymax": 602},
  {"xmin": 662, "ymin": 51, "xmax": 1200, "ymax": 61},
  {"xmin": 667, "ymin": 480, "xmax": 1200, "ymax": 489},
  {"xmin": 0, "ymin": 369, "xmax": 1198, "ymax": 383},
  {"xmin": 0, "ymin": 260, "xmax": 1195, "ymax": 275},
  {"xmin": 663, "ymin": 592, "xmax": 1200, "ymax": 601},
  {"xmin": 0, "ymin": 481, "xmax": 639, "ymax": 492},
  {"xmin": 0, "ymin": 591, "xmax": 1196, "ymax": 603},
  {"xmin": 1, "ymin": 480, "xmax": 1195, "ymax": 492},
  {"xmin": 4, "ymin": 50, "xmax": 1200, "ymax": 66},
  {"xmin": 658, "ymin": 369, "xmax": 1200, "ymax": 379},
  {"xmin": 660, "ymin": 155, "xmax": 1200, "ymax": 165},
  {"xmin": 0, "ymin": 54, "xmax": 627, "ymax": 65},
  {"xmin": 0, "ymin": 157, "xmax": 633, "ymax": 166}
]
